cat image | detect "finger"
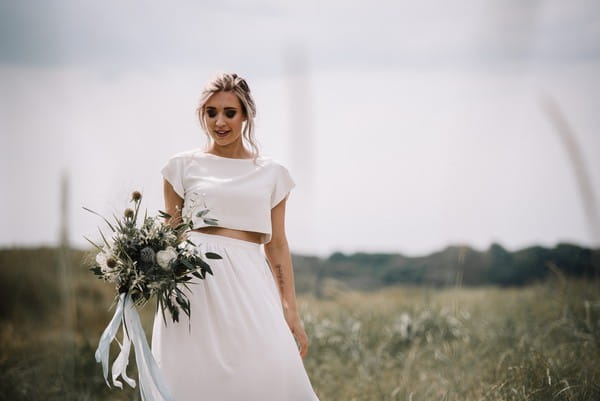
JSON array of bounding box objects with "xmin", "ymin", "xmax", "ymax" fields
[
  {"xmin": 300, "ymin": 337, "xmax": 308, "ymax": 358},
  {"xmin": 294, "ymin": 333, "xmax": 304, "ymax": 356}
]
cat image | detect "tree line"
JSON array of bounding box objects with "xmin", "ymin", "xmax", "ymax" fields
[{"xmin": 291, "ymin": 242, "xmax": 600, "ymax": 292}]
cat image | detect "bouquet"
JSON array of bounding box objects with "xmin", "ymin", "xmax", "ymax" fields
[{"xmin": 84, "ymin": 190, "xmax": 221, "ymax": 401}]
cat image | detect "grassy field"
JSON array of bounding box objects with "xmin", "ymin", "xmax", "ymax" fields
[{"xmin": 1, "ymin": 247, "xmax": 599, "ymax": 400}]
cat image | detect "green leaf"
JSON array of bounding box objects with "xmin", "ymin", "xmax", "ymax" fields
[
  {"xmin": 204, "ymin": 252, "xmax": 222, "ymax": 260},
  {"xmin": 113, "ymin": 213, "xmax": 125, "ymax": 231},
  {"xmin": 181, "ymin": 258, "xmax": 195, "ymax": 270},
  {"xmin": 158, "ymin": 294, "xmax": 168, "ymax": 326},
  {"xmin": 90, "ymin": 266, "xmax": 103, "ymax": 275},
  {"xmin": 97, "ymin": 227, "xmax": 111, "ymax": 249},
  {"xmin": 83, "ymin": 235, "xmax": 103, "ymax": 251},
  {"xmin": 174, "ymin": 222, "xmax": 189, "ymax": 231},
  {"xmin": 175, "ymin": 293, "xmax": 186, "ymax": 306},
  {"xmin": 82, "ymin": 206, "xmax": 116, "ymax": 232},
  {"xmin": 196, "ymin": 209, "xmax": 209, "ymax": 218}
]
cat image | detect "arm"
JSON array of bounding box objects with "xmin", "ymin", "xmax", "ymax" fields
[
  {"xmin": 163, "ymin": 179, "xmax": 184, "ymax": 229},
  {"xmin": 264, "ymin": 195, "xmax": 310, "ymax": 358}
]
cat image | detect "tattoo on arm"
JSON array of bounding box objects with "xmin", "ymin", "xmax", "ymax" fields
[{"xmin": 274, "ymin": 264, "xmax": 285, "ymax": 296}]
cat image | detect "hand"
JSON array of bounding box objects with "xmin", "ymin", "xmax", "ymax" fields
[{"xmin": 285, "ymin": 314, "xmax": 310, "ymax": 359}]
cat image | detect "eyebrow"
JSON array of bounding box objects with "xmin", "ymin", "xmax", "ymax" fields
[{"xmin": 205, "ymin": 106, "xmax": 239, "ymax": 110}]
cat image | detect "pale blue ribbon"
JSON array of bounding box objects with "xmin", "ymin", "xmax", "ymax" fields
[{"xmin": 95, "ymin": 292, "xmax": 174, "ymax": 401}]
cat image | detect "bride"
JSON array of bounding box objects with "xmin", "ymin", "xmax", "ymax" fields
[{"xmin": 150, "ymin": 72, "xmax": 321, "ymax": 401}]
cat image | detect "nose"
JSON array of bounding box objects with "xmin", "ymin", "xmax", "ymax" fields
[{"xmin": 215, "ymin": 112, "xmax": 226, "ymax": 127}]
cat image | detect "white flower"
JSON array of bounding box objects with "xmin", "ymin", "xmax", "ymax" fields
[
  {"xmin": 95, "ymin": 246, "xmax": 118, "ymax": 282},
  {"xmin": 96, "ymin": 252, "xmax": 110, "ymax": 272},
  {"xmin": 156, "ymin": 246, "xmax": 178, "ymax": 270},
  {"xmin": 146, "ymin": 218, "xmax": 161, "ymax": 237}
]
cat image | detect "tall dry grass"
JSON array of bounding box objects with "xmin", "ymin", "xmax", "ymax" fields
[
  {"xmin": 1, "ymin": 248, "xmax": 599, "ymax": 400},
  {"xmin": 300, "ymin": 277, "xmax": 600, "ymax": 400}
]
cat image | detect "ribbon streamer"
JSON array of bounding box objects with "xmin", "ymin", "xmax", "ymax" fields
[
  {"xmin": 95, "ymin": 293, "xmax": 174, "ymax": 401},
  {"xmin": 111, "ymin": 315, "xmax": 136, "ymax": 389}
]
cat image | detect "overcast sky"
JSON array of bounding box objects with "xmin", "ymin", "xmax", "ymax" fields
[{"xmin": 1, "ymin": 0, "xmax": 599, "ymax": 256}]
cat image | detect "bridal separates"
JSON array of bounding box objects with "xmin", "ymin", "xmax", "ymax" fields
[
  {"xmin": 151, "ymin": 231, "xmax": 320, "ymax": 401},
  {"xmin": 153, "ymin": 148, "xmax": 318, "ymax": 400}
]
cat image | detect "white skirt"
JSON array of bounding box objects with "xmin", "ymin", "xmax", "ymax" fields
[{"xmin": 150, "ymin": 231, "xmax": 320, "ymax": 401}]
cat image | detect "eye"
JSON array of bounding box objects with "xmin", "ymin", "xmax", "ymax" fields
[
  {"xmin": 206, "ymin": 109, "xmax": 217, "ymax": 118},
  {"xmin": 225, "ymin": 110, "xmax": 237, "ymax": 118}
]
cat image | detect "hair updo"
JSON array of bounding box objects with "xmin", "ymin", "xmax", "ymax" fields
[{"xmin": 196, "ymin": 72, "xmax": 260, "ymax": 160}]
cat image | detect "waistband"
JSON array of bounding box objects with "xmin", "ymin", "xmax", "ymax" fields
[{"xmin": 186, "ymin": 231, "xmax": 262, "ymax": 251}]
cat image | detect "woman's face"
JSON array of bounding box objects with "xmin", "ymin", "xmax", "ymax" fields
[{"xmin": 203, "ymin": 90, "xmax": 246, "ymax": 147}]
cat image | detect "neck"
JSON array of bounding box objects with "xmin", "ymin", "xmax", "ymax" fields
[{"xmin": 206, "ymin": 141, "xmax": 252, "ymax": 159}]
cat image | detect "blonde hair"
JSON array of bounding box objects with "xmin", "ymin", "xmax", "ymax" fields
[{"xmin": 197, "ymin": 72, "xmax": 260, "ymax": 163}]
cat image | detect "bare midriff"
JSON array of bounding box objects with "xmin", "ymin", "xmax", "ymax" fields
[{"xmin": 191, "ymin": 226, "xmax": 264, "ymax": 244}]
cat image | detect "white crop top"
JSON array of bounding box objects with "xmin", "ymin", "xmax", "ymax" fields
[{"xmin": 160, "ymin": 148, "xmax": 296, "ymax": 244}]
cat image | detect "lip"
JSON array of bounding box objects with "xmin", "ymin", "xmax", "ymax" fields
[{"xmin": 214, "ymin": 130, "xmax": 230, "ymax": 137}]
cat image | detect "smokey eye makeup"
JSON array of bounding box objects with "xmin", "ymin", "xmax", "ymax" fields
[{"xmin": 205, "ymin": 108, "xmax": 237, "ymax": 119}]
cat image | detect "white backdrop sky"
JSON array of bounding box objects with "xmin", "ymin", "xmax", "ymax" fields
[{"xmin": 1, "ymin": 0, "xmax": 599, "ymax": 257}]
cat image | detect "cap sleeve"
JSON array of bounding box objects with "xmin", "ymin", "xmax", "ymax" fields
[
  {"xmin": 161, "ymin": 156, "xmax": 185, "ymax": 198},
  {"xmin": 271, "ymin": 163, "xmax": 296, "ymax": 208}
]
